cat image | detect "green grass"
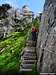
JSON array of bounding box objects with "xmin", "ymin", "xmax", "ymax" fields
[{"xmin": 0, "ymin": 29, "xmax": 29, "ymax": 74}]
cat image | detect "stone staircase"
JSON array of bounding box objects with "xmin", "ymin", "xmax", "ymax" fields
[{"xmin": 20, "ymin": 32, "xmax": 37, "ymax": 72}]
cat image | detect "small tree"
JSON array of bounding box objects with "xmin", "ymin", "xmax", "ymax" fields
[{"xmin": 32, "ymin": 17, "xmax": 40, "ymax": 28}]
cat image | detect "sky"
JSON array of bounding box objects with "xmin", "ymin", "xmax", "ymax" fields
[{"xmin": 0, "ymin": 0, "xmax": 45, "ymax": 15}]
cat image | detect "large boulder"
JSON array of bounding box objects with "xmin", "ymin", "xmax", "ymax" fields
[{"xmin": 37, "ymin": 0, "xmax": 56, "ymax": 73}]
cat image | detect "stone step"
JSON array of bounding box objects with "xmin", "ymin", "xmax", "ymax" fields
[
  {"xmin": 21, "ymin": 59, "xmax": 37, "ymax": 64},
  {"xmin": 24, "ymin": 52, "xmax": 36, "ymax": 56},
  {"xmin": 20, "ymin": 47, "xmax": 36, "ymax": 56},
  {"xmin": 22, "ymin": 55, "xmax": 36, "ymax": 60},
  {"xmin": 26, "ymin": 42, "xmax": 36, "ymax": 47},
  {"xmin": 21, "ymin": 56, "xmax": 36, "ymax": 60},
  {"xmin": 27, "ymin": 40, "xmax": 36, "ymax": 44},
  {"xmin": 24, "ymin": 49, "xmax": 35, "ymax": 53},
  {"xmin": 27, "ymin": 40, "xmax": 33, "ymax": 43},
  {"xmin": 23, "ymin": 47, "xmax": 36, "ymax": 51},
  {"xmin": 21, "ymin": 64, "xmax": 35, "ymax": 69},
  {"xmin": 20, "ymin": 68, "xmax": 32, "ymax": 72}
]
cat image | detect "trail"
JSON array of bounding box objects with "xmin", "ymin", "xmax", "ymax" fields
[{"xmin": 20, "ymin": 32, "xmax": 37, "ymax": 73}]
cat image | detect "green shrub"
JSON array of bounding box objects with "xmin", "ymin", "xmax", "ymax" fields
[{"xmin": 0, "ymin": 28, "xmax": 29, "ymax": 74}]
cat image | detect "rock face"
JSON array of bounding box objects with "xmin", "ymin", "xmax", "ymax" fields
[
  {"xmin": 0, "ymin": 4, "xmax": 34, "ymax": 38},
  {"xmin": 0, "ymin": 17, "xmax": 15, "ymax": 38},
  {"xmin": 37, "ymin": 0, "xmax": 56, "ymax": 73}
]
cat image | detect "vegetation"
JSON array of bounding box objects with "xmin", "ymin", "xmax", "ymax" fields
[
  {"xmin": 0, "ymin": 27, "xmax": 30, "ymax": 75},
  {"xmin": 32, "ymin": 17, "xmax": 40, "ymax": 28}
]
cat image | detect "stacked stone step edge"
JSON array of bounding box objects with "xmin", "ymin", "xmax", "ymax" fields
[{"xmin": 20, "ymin": 32, "xmax": 37, "ymax": 72}]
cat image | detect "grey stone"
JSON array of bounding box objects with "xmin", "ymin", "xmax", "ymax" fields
[
  {"xmin": 20, "ymin": 67, "xmax": 32, "ymax": 72},
  {"xmin": 37, "ymin": 0, "xmax": 56, "ymax": 73}
]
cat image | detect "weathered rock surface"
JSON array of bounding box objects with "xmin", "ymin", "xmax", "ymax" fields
[
  {"xmin": 37, "ymin": 0, "xmax": 56, "ymax": 73},
  {"xmin": 0, "ymin": 4, "xmax": 34, "ymax": 38}
]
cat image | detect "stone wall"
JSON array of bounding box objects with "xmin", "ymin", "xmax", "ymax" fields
[{"xmin": 37, "ymin": 0, "xmax": 56, "ymax": 73}]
